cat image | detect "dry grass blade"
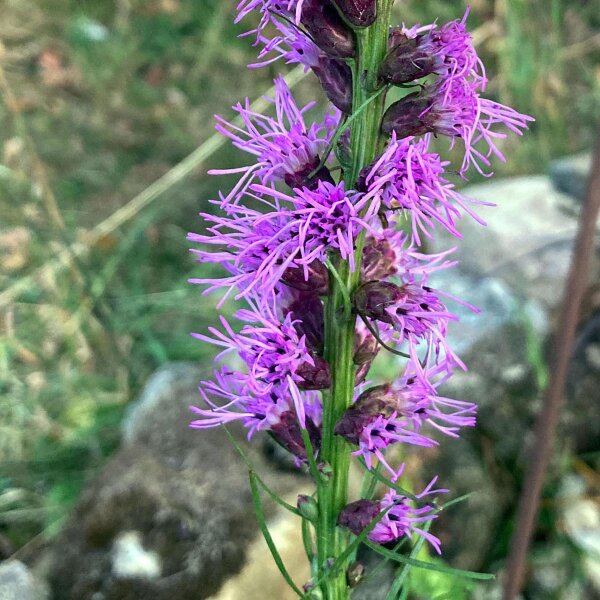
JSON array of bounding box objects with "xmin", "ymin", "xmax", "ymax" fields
[{"xmin": 0, "ymin": 65, "xmax": 307, "ymax": 308}]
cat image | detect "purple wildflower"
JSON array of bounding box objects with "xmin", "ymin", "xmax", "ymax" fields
[
  {"xmin": 190, "ymin": 368, "xmax": 321, "ymax": 459},
  {"xmin": 382, "ymin": 80, "xmax": 534, "ymax": 176},
  {"xmin": 362, "ymin": 135, "xmax": 490, "ymax": 244},
  {"xmin": 353, "ymin": 278, "xmax": 458, "ymax": 359},
  {"xmin": 189, "ymin": 180, "xmax": 384, "ymax": 302},
  {"xmin": 338, "ymin": 472, "xmax": 447, "ymax": 553},
  {"xmin": 335, "ymin": 354, "xmax": 476, "ymax": 474},
  {"xmin": 383, "ymin": 9, "xmax": 484, "ymax": 88},
  {"xmin": 361, "ymin": 227, "xmax": 458, "ymax": 282},
  {"xmin": 371, "ymin": 477, "xmax": 447, "ymax": 552},
  {"xmin": 209, "ymin": 76, "xmax": 339, "ymax": 204}
]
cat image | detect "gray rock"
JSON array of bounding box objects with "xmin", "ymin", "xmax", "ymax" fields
[
  {"xmin": 46, "ymin": 362, "xmax": 305, "ymax": 600},
  {"xmin": 431, "ymin": 176, "xmax": 600, "ymax": 313},
  {"xmin": 0, "ymin": 560, "xmax": 47, "ymax": 600},
  {"xmin": 549, "ymin": 153, "xmax": 592, "ymax": 202}
]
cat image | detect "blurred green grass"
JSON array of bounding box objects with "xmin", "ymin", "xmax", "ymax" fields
[{"xmin": 0, "ymin": 0, "xmax": 598, "ymax": 559}]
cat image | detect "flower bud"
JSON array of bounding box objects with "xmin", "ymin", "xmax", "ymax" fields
[
  {"xmin": 301, "ymin": 0, "xmax": 355, "ymax": 59},
  {"xmin": 334, "ymin": 384, "xmax": 394, "ymax": 444},
  {"xmin": 297, "ymin": 494, "xmax": 319, "ymax": 522},
  {"xmin": 270, "ymin": 411, "xmax": 321, "ymax": 460},
  {"xmin": 335, "ymin": 0, "xmax": 376, "ymax": 28},
  {"xmin": 354, "ymin": 361, "xmax": 371, "ymax": 385},
  {"xmin": 338, "ymin": 499, "xmax": 381, "ymax": 535},
  {"xmin": 282, "ymin": 261, "xmax": 330, "ymax": 296},
  {"xmin": 312, "ymin": 56, "xmax": 353, "ymax": 114},
  {"xmin": 380, "ymin": 31, "xmax": 438, "ymax": 85},
  {"xmin": 381, "ymin": 91, "xmax": 434, "ymax": 139},
  {"xmin": 353, "ymin": 281, "xmax": 403, "ymax": 324},
  {"xmin": 297, "ymin": 355, "xmax": 331, "ymax": 390},
  {"xmin": 284, "ymin": 157, "xmax": 335, "ymax": 191},
  {"xmin": 284, "ymin": 292, "xmax": 325, "ymax": 353},
  {"xmin": 353, "ymin": 326, "xmax": 379, "ymax": 366},
  {"xmin": 361, "ymin": 234, "xmax": 398, "ymax": 281}
]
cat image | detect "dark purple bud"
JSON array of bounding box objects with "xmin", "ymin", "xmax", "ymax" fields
[
  {"xmin": 347, "ymin": 561, "xmax": 366, "ymax": 587},
  {"xmin": 284, "ymin": 156, "xmax": 334, "ymax": 190},
  {"xmin": 297, "ymin": 494, "xmax": 319, "ymax": 522},
  {"xmin": 334, "ymin": 405, "xmax": 374, "ymax": 444},
  {"xmin": 335, "ymin": 0, "xmax": 376, "ymax": 28},
  {"xmin": 338, "ymin": 499, "xmax": 381, "ymax": 535},
  {"xmin": 361, "ymin": 235, "xmax": 398, "ymax": 281},
  {"xmin": 301, "ymin": 0, "xmax": 355, "ymax": 59},
  {"xmin": 284, "ymin": 292, "xmax": 325, "ymax": 353},
  {"xmin": 271, "ymin": 411, "xmax": 321, "ymax": 460},
  {"xmin": 354, "ymin": 323, "xmax": 378, "ymax": 365},
  {"xmin": 312, "ymin": 56, "xmax": 353, "ymax": 114},
  {"xmin": 354, "ymin": 360, "xmax": 372, "ymax": 385},
  {"xmin": 380, "ymin": 31, "xmax": 438, "ymax": 85},
  {"xmin": 353, "ymin": 329, "xmax": 377, "ymax": 383},
  {"xmin": 381, "ymin": 91, "xmax": 438, "ymax": 139},
  {"xmin": 282, "ymin": 261, "xmax": 330, "ymax": 296},
  {"xmin": 334, "ymin": 384, "xmax": 396, "ymax": 444},
  {"xmin": 297, "ymin": 355, "xmax": 331, "ymax": 390},
  {"xmin": 353, "ymin": 281, "xmax": 403, "ymax": 324}
]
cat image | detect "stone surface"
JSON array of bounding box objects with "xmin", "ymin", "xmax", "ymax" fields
[
  {"xmin": 549, "ymin": 152, "xmax": 592, "ymax": 203},
  {"xmin": 431, "ymin": 176, "xmax": 599, "ymax": 313},
  {"xmin": 420, "ymin": 175, "xmax": 600, "ymax": 579},
  {"xmin": 0, "ymin": 560, "xmax": 47, "ymax": 600},
  {"xmin": 46, "ymin": 363, "xmax": 307, "ymax": 600}
]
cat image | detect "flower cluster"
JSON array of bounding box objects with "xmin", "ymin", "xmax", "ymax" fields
[{"xmin": 190, "ymin": 2, "xmax": 532, "ymax": 561}]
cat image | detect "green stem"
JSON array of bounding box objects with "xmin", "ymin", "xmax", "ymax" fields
[{"xmin": 316, "ymin": 2, "xmax": 395, "ymax": 598}]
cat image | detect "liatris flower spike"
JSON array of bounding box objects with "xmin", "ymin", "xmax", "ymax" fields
[{"xmin": 189, "ymin": 3, "xmax": 532, "ymax": 597}]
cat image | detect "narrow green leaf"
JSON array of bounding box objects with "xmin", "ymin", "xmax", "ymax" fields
[
  {"xmin": 365, "ymin": 540, "xmax": 495, "ymax": 581},
  {"xmin": 356, "ymin": 457, "xmax": 420, "ymax": 504},
  {"xmin": 385, "ymin": 521, "xmax": 432, "ymax": 600},
  {"xmin": 249, "ymin": 471, "xmax": 304, "ymax": 598},
  {"xmin": 437, "ymin": 493, "xmax": 473, "ymax": 513},
  {"xmin": 223, "ymin": 426, "xmax": 302, "ymax": 516},
  {"xmin": 309, "ymin": 84, "xmax": 388, "ymax": 178},
  {"xmin": 299, "ymin": 426, "xmax": 322, "ymax": 484},
  {"xmin": 301, "ymin": 516, "xmax": 315, "ymax": 564},
  {"xmin": 325, "ymin": 259, "xmax": 352, "ymax": 321}
]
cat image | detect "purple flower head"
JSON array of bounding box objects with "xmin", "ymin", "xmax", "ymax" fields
[
  {"xmin": 362, "ymin": 135, "xmax": 489, "ymax": 244},
  {"xmin": 209, "ymin": 76, "xmax": 339, "ymax": 205},
  {"xmin": 383, "ymin": 9, "xmax": 484, "ymax": 88},
  {"xmin": 191, "ymin": 367, "xmax": 322, "ymax": 452},
  {"xmin": 251, "ymin": 21, "xmax": 353, "ymax": 113},
  {"xmin": 252, "ymin": 18, "xmax": 322, "ymax": 69},
  {"xmin": 189, "ymin": 179, "xmax": 383, "ymax": 303},
  {"xmin": 371, "ymin": 477, "xmax": 447, "ymax": 552},
  {"xmin": 338, "ymin": 472, "xmax": 447, "ymax": 553},
  {"xmin": 353, "ymin": 278, "xmax": 458, "ymax": 358},
  {"xmin": 191, "ymin": 298, "xmax": 328, "ymax": 400},
  {"xmin": 382, "ymin": 81, "xmax": 534, "ymax": 176},
  {"xmin": 361, "ymin": 227, "xmax": 458, "ymax": 282}
]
